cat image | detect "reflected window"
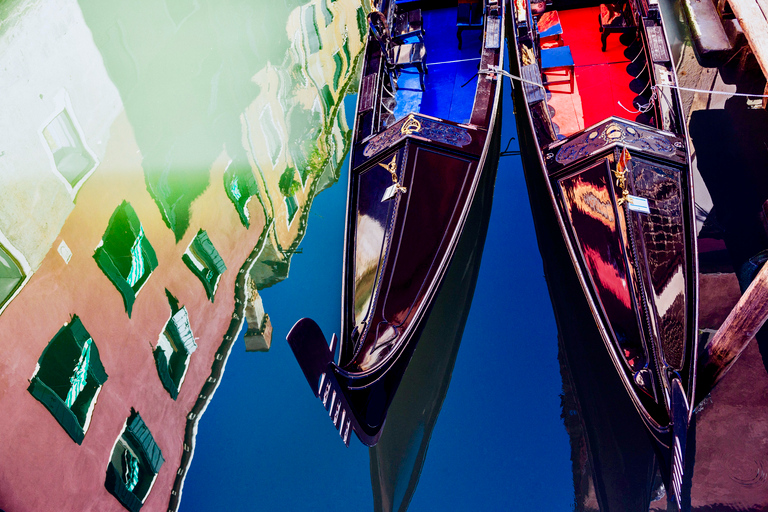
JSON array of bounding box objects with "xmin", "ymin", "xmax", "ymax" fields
[
  {"xmin": 322, "ymin": 0, "xmax": 333, "ymax": 26},
  {"xmin": 260, "ymin": 105, "xmax": 283, "ymax": 167},
  {"xmin": 285, "ymin": 195, "xmax": 299, "ymax": 224},
  {"xmin": 94, "ymin": 202, "xmax": 158, "ymax": 318},
  {"xmin": 320, "ymin": 85, "xmax": 334, "ymax": 116},
  {"xmin": 154, "ymin": 292, "xmax": 197, "ymax": 400},
  {"xmin": 356, "ymin": 7, "xmax": 367, "ymax": 39},
  {"xmin": 0, "ymin": 242, "xmax": 26, "ymax": 312},
  {"xmin": 28, "ymin": 316, "xmax": 108, "ymax": 444},
  {"xmin": 42, "ymin": 108, "xmax": 97, "ymax": 193},
  {"xmin": 333, "ymin": 52, "xmax": 343, "ymax": 90},
  {"xmin": 224, "ymin": 163, "xmax": 259, "ymax": 228},
  {"xmin": 105, "ymin": 410, "xmax": 164, "ymax": 512},
  {"xmin": 183, "ymin": 230, "xmax": 227, "ymax": 302},
  {"xmin": 342, "ymin": 38, "xmax": 351, "ymax": 67},
  {"xmin": 304, "ymin": 5, "xmax": 322, "ymax": 54}
]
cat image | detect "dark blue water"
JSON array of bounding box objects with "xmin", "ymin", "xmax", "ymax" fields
[{"xmin": 182, "ymin": 67, "xmax": 575, "ymax": 511}]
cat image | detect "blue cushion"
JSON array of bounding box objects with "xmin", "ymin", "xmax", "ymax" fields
[
  {"xmin": 541, "ymin": 45, "xmax": 573, "ymax": 69},
  {"xmin": 538, "ymin": 23, "xmax": 563, "ymax": 39}
]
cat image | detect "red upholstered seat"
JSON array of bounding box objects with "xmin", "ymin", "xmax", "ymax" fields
[{"xmin": 598, "ymin": 2, "xmax": 635, "ymax": 51}]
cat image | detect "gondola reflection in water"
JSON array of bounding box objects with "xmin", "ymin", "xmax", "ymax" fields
[
  {"xmin": 508, "ymin": 0, "xmax": 697, "ymax": 507},
  {"xmin": 287, "ymin": 0, "xmax": 505, "ymax": 446}
]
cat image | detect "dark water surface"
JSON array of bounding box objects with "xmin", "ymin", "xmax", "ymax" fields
[
  {"xmin": 180, "ymin": 39, "xmax": 574, "ymax": 512},
  {"xmin": 4, "ymin": 0, "xmax": 767, "ymax": 510},
  {"xmin": 0, "ymin": 0, "xmax": 572, "ymax": 510}
]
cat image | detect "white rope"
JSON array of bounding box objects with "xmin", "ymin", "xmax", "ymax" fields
[
  {"xmin": 431, "ymin": 57, "xmax": 482, "ymax": 66},
  {"xmin": 619, "ymin": 81, "xmax": 768, "ymax": 114},
  {"xmin": 485, "ymin": 63, "xmax": 768, "ymax": 112},
  {"xmin": 482, "ymin": 65, "xmax": 547, "ymax": 90},
  {"xmin": 665, "ymin": 83, "xmax": 768, "ymax": 98}
]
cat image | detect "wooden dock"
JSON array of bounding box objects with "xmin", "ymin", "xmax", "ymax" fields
[{"xmin": 719, "ymin": 0, "xmax": 768, "ymax": 101}]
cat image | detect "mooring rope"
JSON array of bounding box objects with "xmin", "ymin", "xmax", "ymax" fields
[
  {"xmin": 483, "ymin": 65, "xmax": 768, "ymax": 113},
  {"xmin": 621, "ymin": 83, "xmax": 768, "ymax": 113},
  {"xmin": 482, "ymin": 65, "xmax": 547, "ymax": 90}
]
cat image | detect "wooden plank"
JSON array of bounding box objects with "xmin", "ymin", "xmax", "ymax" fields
[
  {"xmin": 727, "ymin": 0, "xmax": 768, "ymax": 80},
  {"xmin": 699, "ymin": 258, "xmax": 768, "ymax": 395}
]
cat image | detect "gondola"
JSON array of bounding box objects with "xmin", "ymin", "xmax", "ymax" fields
[
  {"xmin": 287, "ymin": 0, "xmax": 505, "ymax": 446},
  {"xmin": 508, "ymin": 0, "xmax": 697, "ymax": 507}
]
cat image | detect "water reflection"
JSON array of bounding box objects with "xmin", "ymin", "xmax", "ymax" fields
[
  {"xmin": 12, "ymin": 0, "xmax": 765, "ymax": 508},
  {"xmin": 0, "ymin": 0, "xmax": 364, "ymax": 510},
  {"xmin": 548, "ymin": 0, "xmax": 768, "ymax": 508}
]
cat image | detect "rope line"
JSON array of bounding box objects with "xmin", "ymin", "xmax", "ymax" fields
[{"xmin": 482, "ymin": 65, "xmax": 547, "ymax": 90}]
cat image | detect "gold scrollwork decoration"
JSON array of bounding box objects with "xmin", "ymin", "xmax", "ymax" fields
[
  {"xmin": 612, "ymin": 147, "xmax": 631, "ymax": 206},
  {"xmin": 401, "ymin": 114, "xmax": 422, "ymax": 135},
  {"xmin": 378, "ymin": 154, "xmax": 407, "ymax": 194}
]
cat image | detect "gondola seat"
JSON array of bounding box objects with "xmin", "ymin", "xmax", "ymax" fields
[
  {"xmin": 369, "ymin": 10, "xmax": 428, "ymax": 91},
  {"xmin": 393, "ymin": 8, "xmax": 425, "ymax": 44},
  {"xmin": 540, "ymin": 45, "xmax": 574, "ymax": 93},
  {"xmin": 457, "ymin": 0, "xmax": 484, "ymax": 49},
  {"xmin": 389, "ymin": 43, "xmax": 428, "ymax": 90},
  {"xmin": 599, "ymin": 1, "xmax": 635, "ymax": 51},
  {"xmin": 537, "ymin": 10, "xmax": 563, "ymax": 46}
]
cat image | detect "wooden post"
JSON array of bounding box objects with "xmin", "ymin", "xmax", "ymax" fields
[
  {"xmin": 726, "ymin": 0, "xmax": 768, "ymax": 91},
  {"xmin": 763, "ymin": 82, "xmax": 768, "ymax": 110},
  {"xmin": 698, "ymin": 260, "xmax": 768, "ymax": 401}
]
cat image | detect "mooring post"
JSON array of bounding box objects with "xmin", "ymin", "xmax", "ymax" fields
[{"xmin": 698, "ymin": 260, "xmax": 768, "ymax": 402}]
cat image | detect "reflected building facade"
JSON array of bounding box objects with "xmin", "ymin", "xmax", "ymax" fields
[{"xmin": 0, "ymin": 0, "xmax": 363, "ymax": 510}]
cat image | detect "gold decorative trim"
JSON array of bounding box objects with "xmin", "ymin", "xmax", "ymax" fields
[
  {"xmin": 378, "ymin": 154, "xmax": 407, "ymax": 194},
  {"xmin": 612, "ymin": 148, "xmax": 631, "ymax": 206},
  {"xmin": 400, "ymin": 114, "xmax": 422, "ymax": 135}
]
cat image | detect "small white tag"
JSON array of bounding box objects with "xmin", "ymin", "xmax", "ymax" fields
[
  {"xmin": 627, "ymin": 195, "xmax": 650, "ymax": 214},
  {"xmin": 57, "ymin": 240, "xmax": 72, "ymax": 264},
  {"xmin": 381, "ymin": 184, "xmax": 399, "ymax": 202}
]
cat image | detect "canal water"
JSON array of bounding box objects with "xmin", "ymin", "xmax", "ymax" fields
[
  {"xmin": 178, "ymin": 11, "xmax": 574, "ymax": 512},
  {"xmin": 4, "ymin": 0, "xmax": 767, "ymax": 510},
  {"xmin": 0, "ymin": 0, "xmax": 572, "ymax": 510}
]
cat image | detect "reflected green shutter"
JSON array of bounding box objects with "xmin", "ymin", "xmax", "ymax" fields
[
  {"xmin": 126, "ymin": 227, "xmax": 145, "ymax": 288},
  {"xmin": 65, "ymin": 337, "xmax": 91, "ymax": 408},
  {"xmin": 123, "ymin": 450, "xmax": 139, "ymax": 492}
]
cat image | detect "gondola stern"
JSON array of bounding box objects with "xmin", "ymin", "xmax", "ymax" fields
[
  {"xmin": 286, "ymin": 318, "xmax": 382, "ymax": 447},
  {"xmin": 286, "ymin": 318, "xmax": 335, "ymax": 397}
]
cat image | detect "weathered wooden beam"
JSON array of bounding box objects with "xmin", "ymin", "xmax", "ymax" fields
[
  {"xmin": 698, "ymin": 259, "xmax": 768, "ymax": 400},
  {"xmin": 726, "ymin": 0, "xmax": 768, "ymax": 82}
]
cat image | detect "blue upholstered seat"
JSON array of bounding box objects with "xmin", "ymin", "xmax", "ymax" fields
[
  {"xmin": 540, "ymin": 45, "xmax": 574, "ymax": 93},
  {"xmin": 457, "ymin": 0, "xmax": 483, "ymax": 49}
]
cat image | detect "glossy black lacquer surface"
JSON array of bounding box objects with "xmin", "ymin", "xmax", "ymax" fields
[
  {"xmin": 288, "ymin": 0, "xmax": 504, "ymax": 447},
  {"xmin": 347, "ymin": 146, "xmax": 476, "ymax": 373},
  {"xmin": 509, "ymin": 0, "xmax": 697, "ymax": 503}
]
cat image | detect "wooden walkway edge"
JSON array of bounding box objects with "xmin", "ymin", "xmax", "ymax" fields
[{"xmin": 721, "ymin": 0, "xmax": 768, "ymax": 102}]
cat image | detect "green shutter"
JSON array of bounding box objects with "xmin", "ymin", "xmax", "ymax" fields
[
  {"xmin": 333, "ymin": 52, "xmax": 343, "ymax": 90},
  {"xmin": 28, "ymin": 377, "xmax": 85, "ymax": 444},
  {"xmin": 123, "ymin": 450, "xmax": 140, "ymax": 492},
  {"xmin": 29, "ymin": 316, "xmax": 107, "ymax": 444},
  {"xmin": 95, "ymin": 247, "xmax": 137, "ymax": 316},
  {"xmin": 105, "ymin": 463, "xmax": 143, "ymax": 512},
  {"xmin": 224, "ymin": 166, "xmax": 259, "ymax": 228},
  {"xmin": 168, "ymin": 307, "xmax": 196, "ymax": 354},
  {"xmin": 321, "ymin": 85, "xmax": 334, "ymax": 115},
  {"xmin": 0, "ymin": 243, "xmax": 25, "ymax": 309},
  {"xmin": 125, "ymin": 411, "xmax": 165, "ymax": 474},
  {"xmin": 95, "ymin": 202, "xmax": 157, "ymax": 317},
  {"xmin": 65, "ymin": 338, "xmax": 91, "ymax": 408},
  {"xmin": 153, "ymin": 347, "xmax": 179, "ymax": 400},
  {"xmin": 356, "ymin": 6, "xmax": 367, "ymax": 40},
  {"xmin": 285, "ymin": 196, "xmax": 299, "ymax": 223},
  {"xmin": 183, "ymin": 230, "xmax": 226, "ymax": 301}
]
